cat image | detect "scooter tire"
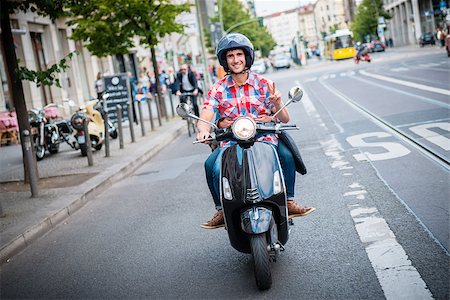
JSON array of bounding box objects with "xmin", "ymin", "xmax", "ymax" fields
[
  {"xmin": 250, "ymin": 234, "xmax": 272, "ymax": 290},
  {"xmin": 80, "ymin": 143, "xmax": 87, "ymax": 156},
  {"xmin": 48, "ymin": 143, "xmax": 60, "ymax": 154},
  {"xmin": 110, "ymin": 129, "xmax": 118, "ymax": 139},
  {"xmin": 94, "ymin": 143, "xmax": 103, "ymax": 151}
]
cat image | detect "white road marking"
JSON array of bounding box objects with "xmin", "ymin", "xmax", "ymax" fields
[
  {"xmin": 390, "ymin": 67, "xmax": 409, "ymax": 72},
  {"xmin": 350, "ymin": 205, "xmax": 433, "ymax": 300},
  {"xmin": 360, "ymin": 70, "xmax": 450, "ymax": 96},
  {"xmin": 298, "ymin": 82, "xmax": 434, "ymax": 299}
]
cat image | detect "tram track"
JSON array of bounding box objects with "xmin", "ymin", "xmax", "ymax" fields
[{"xmin": 316, "ymin": 77, "xmax": 450, "ymax": 171}]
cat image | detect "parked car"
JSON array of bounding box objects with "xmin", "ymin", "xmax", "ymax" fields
[
  {"xmin": 419, "ymin": 32, "xmax": 436, "ymax": 47},
  {"xmin": 252, "ymin": 59, "xmax": 267, "ymax": 74},
  {"xmin": 369, "ymin": 40, "xmax": 385, "ymax": 52},
  {"xmin": 271, "ymin": 54, "xmax": 291, "ymax": 70}
]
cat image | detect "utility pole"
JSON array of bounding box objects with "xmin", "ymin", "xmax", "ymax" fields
[{"xmin": 195, "ymin": 0, "xmax": 212, "ymax": 89}]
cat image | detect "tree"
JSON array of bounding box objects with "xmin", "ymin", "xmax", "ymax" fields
[
  {"xmin": 66, "ymin": 0, "xmax": 191, "ymax": 117},
  {"xmin": 207, "ymin": 0, "xmax": 276, "ymax": 57},
  {"xmin": 351, "ymin": 0, "xmax": 391, "ymax": 42},
  {"xmin": 0, "ymin": 0, "xmax": 70, "ymax": 188}
]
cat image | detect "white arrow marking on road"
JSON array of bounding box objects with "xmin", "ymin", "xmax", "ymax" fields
[{"xmin": 360, "ymin": 70, "xmax": 450, "ymax": 96}]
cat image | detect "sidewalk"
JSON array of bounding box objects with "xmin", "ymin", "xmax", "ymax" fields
[{"xmin": 0, "ymin": 104, "xmax": 186, "ymax": 265}]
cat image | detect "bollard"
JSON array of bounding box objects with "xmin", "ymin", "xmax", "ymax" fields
[
  {"xmin": 154, "ymin": 94, "xmax": 162, "ymax": 126},
  {"xmin": 146, "ymin": 98, "xmax": 155, "ymax": 131},
  {"xmin": 103, "ymin": 110, "xmax": 110, "ymax": 157},
  {"xmin": 161, "ymin": 93, "xmax": 169, "ymax": 122},
  {"xmin": 168, "ymin": 90, "xmax": 175, "ymax": 118},
  {"xmin": 127, "ymin": 103, "xmax": 135, "ymax": 143},
  {"xmin": 22, "ymin": 130, "xmax": 39, "ymax": 197},
  {"xmin": 116, "ymin": 104, "xmax": 124, "ymax": 149},
  {"xmin": 137, "ymin": 100, "xmax": 146, "ymax": 136},
  {"xmin": 83, "ymin": 119, "xmax": 94, "ymax": 166}
]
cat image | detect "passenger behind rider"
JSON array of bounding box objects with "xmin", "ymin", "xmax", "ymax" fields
[{"xmin": 196, "ymin": 33, "xmax": 316, "ymax": 229}]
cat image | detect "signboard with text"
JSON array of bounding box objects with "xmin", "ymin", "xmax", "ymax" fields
[{"xmin": 103, "ymin": 73, "xmax": 130, "ymax": 123}]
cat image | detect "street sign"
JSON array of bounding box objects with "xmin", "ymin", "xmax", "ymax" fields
[{"xmin": 103, "ymin": 73, "xmax": 130, "ymax": 123}]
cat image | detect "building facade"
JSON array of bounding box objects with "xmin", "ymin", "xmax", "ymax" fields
[
  {"xmin": 0, "ymin": 11, "xmax": 138, "ymax": 115},
  {"xmin": 384, "ymin": 0, "xmax": 449, "ymax": 46}
]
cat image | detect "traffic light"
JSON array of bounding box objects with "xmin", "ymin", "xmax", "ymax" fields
[{"xmin": 258, "ymin": 17, "xmax": 264, "ymax": 28}]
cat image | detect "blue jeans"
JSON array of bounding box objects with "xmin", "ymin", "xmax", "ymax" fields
[{"xmin": 204, "ymin": 141, "xmax": 296, "ymax": 209}]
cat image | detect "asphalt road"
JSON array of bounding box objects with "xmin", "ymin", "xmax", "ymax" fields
[{"xmin": 1, "ymin": 46, "xmax": 448, "ymax": 299}]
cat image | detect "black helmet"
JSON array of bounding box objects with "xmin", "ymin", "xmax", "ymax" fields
[{"xmin": 216, "ymin": 33, "xmax": 254, "ymax": 72}]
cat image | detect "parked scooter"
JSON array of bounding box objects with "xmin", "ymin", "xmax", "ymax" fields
[
  {"xmin": 70, "ymin": 96, "xmax": 107, "ymax": 156},
  {"xmin": 94, "ymin": 95, "xmax": 118, "ymax": 139},
  {"xmin": 177, "ymin": 86, "xmax": 304, "ymax": 290},
  {"xmin": 28, "ymin": 104, "xmax": 61, "ymax": 160}
]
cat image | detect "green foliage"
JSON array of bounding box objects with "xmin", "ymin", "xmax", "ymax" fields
[
  {"xmin": 351, "ymin": 0, "xmax": 391, "ymax": 42},
  {"xmin": 66, "ymin": 0, "xmax": 191, "ymax": 57},
  {"xmin": 5, "ymin": 0, "xmax": 73, "ymax": 88},
  {"xmin": 207, "ymin": 0, "xmax": 276, "ymax": 57},
  {"xmin": 17, "ymin": 52, "xmax": 78, "ymax": 87},
  {"xmin": 329, "ymin": 24, "xmax": 339, "ymax": 34},
  {"xmin": 5, "ymin": 0, "xmax": 68, "ymax": 20}
]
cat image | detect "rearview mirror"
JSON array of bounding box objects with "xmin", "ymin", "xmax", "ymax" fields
[
  {"xmin": 271, "ymin": 86, "xmax": 304, "ymax": 120},
  {"xmin": 176, "ymin": 103, "xmax": 191, "ymax": 118},
  {"xmin": 176, "ymin": 103, "xmax": 219, "ymax": 130},
  {"xmin": 288, "ymin": 86, "xmax": 303, "ymax": 103}
]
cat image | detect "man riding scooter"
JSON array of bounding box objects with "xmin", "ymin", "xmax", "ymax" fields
[{"xmin": 196, "ymin": 33, "xmax": 316, "ymax": 229}]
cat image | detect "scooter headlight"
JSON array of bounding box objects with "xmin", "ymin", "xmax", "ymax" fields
[
  {"xmin": 231, "ymin": 117, "xmax": 256, "ymax": 141},
  {"xmin": 71, "ymin": 113, "xmax": 86, "ymax": 131}
]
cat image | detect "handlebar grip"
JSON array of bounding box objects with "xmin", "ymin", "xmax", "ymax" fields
[{"xmin": 193, "ymin": 137, "xmax": 213, "ymax": 144}]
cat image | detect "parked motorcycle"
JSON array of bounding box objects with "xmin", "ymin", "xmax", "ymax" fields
[
  {"xmin": 28, "ymin": 104, "xmax": 61, "ymax": 160},
  {"xmin": 177, "ymin": 86, "xmax": 304, "ymax": 290},
  {"xmin": 55, "ymin": 118, "xmax": 79, "ymax": 150}
]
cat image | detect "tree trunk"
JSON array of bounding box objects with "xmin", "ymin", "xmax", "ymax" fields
[
  {"xmin": 150, "ymin": 46, "xmax": 167, "ymax": 119},
  {"xmin": 1, "ymin": 1, "xmax": 39, "ymax": 183}
]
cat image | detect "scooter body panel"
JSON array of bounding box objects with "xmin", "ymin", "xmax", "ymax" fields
[{"xmin": 221, "ymin": 142, "xmax": 289, "ymax": 253}]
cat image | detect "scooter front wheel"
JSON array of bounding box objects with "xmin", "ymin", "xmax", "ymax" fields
[{"xmin": 250, "ymin": 233, "xmax": 272, "ymax": 290}]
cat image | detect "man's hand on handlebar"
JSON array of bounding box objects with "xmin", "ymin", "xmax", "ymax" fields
[
  {"xmin": 255, "ymin": 114, "xmax": 274, "ymax": 123},
  {"xmin": 197, "ymin": 130, "xmax": 212, "ymax": 144},
  {"xmin": 218, "ymin": 117, "xmax": 234, "ymax": 129}
]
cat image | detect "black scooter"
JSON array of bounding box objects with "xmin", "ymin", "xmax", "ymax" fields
[{"xmin": 177, "ymin": 86, "xmax": 304, "ymax": 290}]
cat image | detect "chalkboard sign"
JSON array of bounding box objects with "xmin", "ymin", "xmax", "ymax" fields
[{"xmin": 103, "ymin": 73, "xmax": 130, "ymax": 123}]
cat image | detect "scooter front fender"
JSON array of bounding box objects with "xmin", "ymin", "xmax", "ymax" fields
[{"xmin": 241, "ymin": 207, "xmax": 272, "ymax": 234}]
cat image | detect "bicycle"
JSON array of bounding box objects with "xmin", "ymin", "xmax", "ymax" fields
[{"xmin": 180, "ymin": 92, "xmax": 197, "ymax": 137}]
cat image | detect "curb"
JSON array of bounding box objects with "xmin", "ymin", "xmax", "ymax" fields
[{"xmin": 0, "ymin": 122, "xmax": 185, "ymax": 265}]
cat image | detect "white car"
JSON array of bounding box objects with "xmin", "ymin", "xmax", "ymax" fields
[
  {"xmin": 271, "ymin": 54, "xmax": 291, "ymax": 69},
  {"xmin": 252, "ymin": 59, "xmax": 267, "ymax": 74}
]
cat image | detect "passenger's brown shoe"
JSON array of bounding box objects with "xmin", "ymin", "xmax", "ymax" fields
[
  {"xmin": 201, "ymin": 210, "xmax": 225, "ymax": 229},
  {"xmin": 287, "ymin": 200, "xmax": 316, "ymax": 218}
]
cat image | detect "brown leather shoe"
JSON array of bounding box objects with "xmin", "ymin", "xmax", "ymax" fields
[
  {"xmin": 201, "ymin": 210, "xmax": 225, "ymax": 229},
  {"xmin": 287, "ymin": 200, "xmax": 316, "ymax": 218}
]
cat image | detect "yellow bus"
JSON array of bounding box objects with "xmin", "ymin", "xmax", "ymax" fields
[{"xmin": 325, "ymin": 29, "xmax": 355, "ymax": 60}]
